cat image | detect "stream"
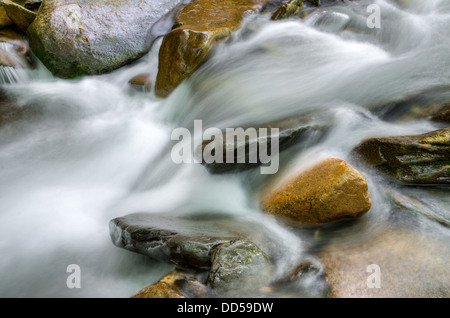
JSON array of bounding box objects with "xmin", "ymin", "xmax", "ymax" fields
[{"xmin": 0, "ymin": 0, "xmax": 449, "ymax": 297}]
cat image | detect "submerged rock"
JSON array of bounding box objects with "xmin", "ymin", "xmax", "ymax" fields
[
  {"xmin": 0, "ymin": 0, "xmax": 36, "ymax": 32},
  {"xmin": 353, "ymin": 128, "xmax": 450, "ymax": 185},
  {"xmin": 384, "ymin": 187, "xmax": 450, "ymax": 228},
  {"xmin": 261, "ymin": 158, "xmax": 372, "ymax": 225},
  {"xmin": 27, "ymin": 0, "xmax": 184, "ymax": 78},
  {"xmin": 319, "ymin": 227, "xmax": 450, "ymax": 297},
  {"xmin": 207, "ymin": 239, "xmax": 272, "ymax": 294},
  {"xmin": 155, "ymin": 0, "xmax": 269, "ymax": 97}
]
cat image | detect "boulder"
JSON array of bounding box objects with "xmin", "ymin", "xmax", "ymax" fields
[
  {"xmin": 319, "ymin": 227, "xmax": 450, "ymax": 297},
  {"xmin": 353, "ymin": 128, "xmax": 450, "ymax": 185},
  {"xmin": 368, "ymin": 86, "xmax": 450, "ymax": 123},
  {"xmin": 109, "ymin": 213, "xmax": 275, "ymax": 295},
  {"xmin": 155, "ymin": 0, "xmax": 269, "ymax": 97},
  {"xmin": 260, "ymin": 158, "xmax": 372, "ymax": 225},
  {"xmin": 27, "ymin": 0, "xmax": 184, "ymax": 78},
  {"xmin": 0, "ymin": 7, "xmax": 13, "ymax": 28},
  {"xmin": 0, "ymin": 0, "xmax": 36, "ymax": 32},
  {"xmin": 270, "ymin": 0, "xmax": 303, "ymax": 20},
  {"xmin": 384, "ymin": 186, "xmax": 450, "ymax": 228},
  {"xmin": 430, "ymin": 102, "xmax": 450, "ymax": 123}
]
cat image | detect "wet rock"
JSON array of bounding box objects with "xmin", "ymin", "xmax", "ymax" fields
[
  {"xmin": 155, "ymin": 0, "xmax": 269, "ymax": 97},
  {"xmin": 0, "ymin": 0, "xmax": 36, "ymax": 32},
  {"xmin": 353, "ymin": 128, "xmax": 450, "ymax": 185},
  {"xmin": 109, "ymin": 213, "xmax": 275, "ymax": 295},
  {"xmin": 271, "ymin": 0, "xmax": 303, "ymax": 20},
  {"xmin": 196, "ymin": 115, "xmax": 329, "ymax": 174},
  {"xmin": 261, "ymin": 158, "xmax": 372, "ymax": 225},
  {"xmin": 207, "ymin": 239, "xmax": 272, "ymax": 294},
  {"xmin": 132, "ymin": 269, "xmax": 209, "ymax": 298},
  {"xmin": 307, "ymin": 0, "xmax": 320, "ymax": 6},
  {"xmin": 128, "ymin": 73, "xmax": 152, "ymax": 92},
  {"xmin": 319, "ymin": 227, "xmax": 450, "ymax": 297},
  {"xmin": 0, "ymin": 28, "xmax": 33, "ymax": 68},
  {"xmin": 384, "ymin": 187, "xmax": 450, "ymax": 228},
  {"xmin": 27, "ymin": 0, "xmax": 184, "ymax": 79}
]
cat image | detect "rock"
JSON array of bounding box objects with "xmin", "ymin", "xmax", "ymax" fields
[
  {"xmin": 155, "ymin": 0, "xmax": 269, "ymax": 97},
  {"xmin": 307, "ymin": 0, "xmax": 320, "ymax": 6},
  {"xmin": 261, "ymin": 158, "xmax": 372, "ymax": 225},
  {"xmin": 12, "ymin": 0, "xmax": 41, "ymax": 11},
  {"xmin": 132, "ymin": 269, "xmax": 209, "ymax": 298},
  {"xmin": 384, "ymin": 186, "xmax": 450, "ymax": 228},
  {"xmin": 196, "ymin": 115, "xmax": 329, "ymax": 174},
  {"xmin": 0, "ymin": 7, "xmax": 13, "ymax": 28},
  {"xmin": 319, "ymin": 227, "xmax": 450, "ymax": 297},
  {"xmin": 430, "ymin": 102, "xmax": 450, "ymax": 124},
  {"xmin": 0, "ymin": 28, "xmax": 33, "ymax": 68},
  {"xmin": 109, "ymin": 213, "xmax": 275, "ymax": 295},
  {"xmin": 27, "ymin": 0, "xmax": 184, "ymax": 78},
  {"xmin": 368, "ymin": 86, "xmax": 450, "ymax": 123},
  {"xmin": 128, "ymin": 73, "xmax": 152, "ymax": 92},
  {"xmin": 0, "ymin": 0, "xmax": 36, "ymax": 32},
  {"xmin": 271, "ymin": 0, "xmax": 303, "ymax": 20},
  {"xmin": 110, "ymin": 213, "xmax": 235, "ymax": 269},
  {"xmin": 207, "ymin": 239, "xmax": 272, "ymax": 294},
  {"xmin": 353, "ymin": 128, "xmax": 450, "ymax": 185},
  {"xmin": 110, "ymin": 212, "xmax": 269, "ymax": 266}
]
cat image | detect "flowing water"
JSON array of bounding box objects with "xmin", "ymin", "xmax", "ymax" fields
[{"xmin": 0, "ymin": 0, "xmax": 449, "ymax": 297}]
